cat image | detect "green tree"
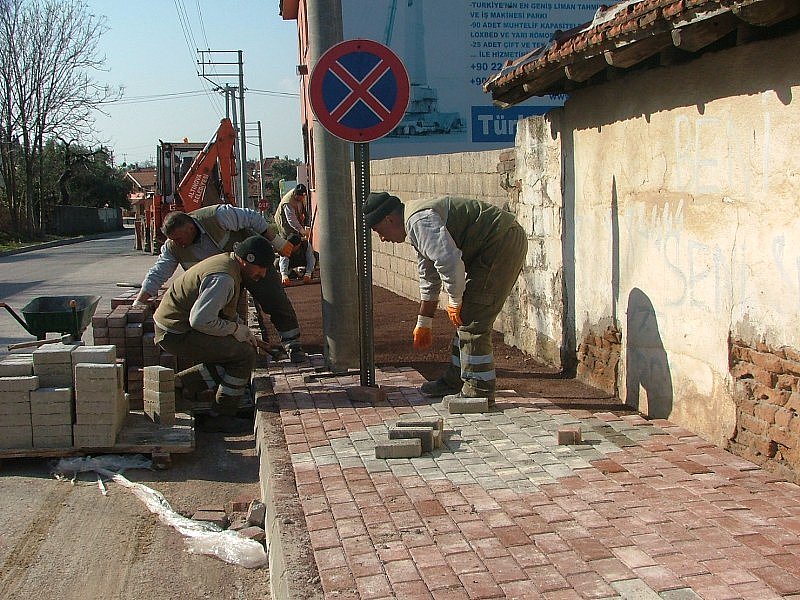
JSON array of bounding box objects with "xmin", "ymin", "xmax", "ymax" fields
[{"xmin": 265, "ymin": 158, "xmax": 300, "ymax": 211}]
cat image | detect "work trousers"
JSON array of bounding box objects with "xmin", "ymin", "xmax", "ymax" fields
[
  {"xmin": 439, "ymin": 222, "xmax": 528, "ymax": 399},
  {"xmin": 278, "ymin": 241, "xmax": 316, "ymax": 278},
  {"xmin": 246, "ymin": 260, "xmax": 303, "ymax": 352},
  {"xmin": 156, "ymin": 328, "xmax": 256, "ymax": 414}
]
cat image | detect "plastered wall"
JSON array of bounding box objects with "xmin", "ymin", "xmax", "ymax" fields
[{"xmin": 559, "ymin": 30, "xmax": 800, "ymax": 445}]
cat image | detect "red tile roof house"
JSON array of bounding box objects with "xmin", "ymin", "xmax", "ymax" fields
[
  {"xmin": 482, "ymin": 0, "xmax": 800, "ymax": 480},
  {"xmin": 124, "ymin": 167, "xmax": 156, "ymax": 250}
]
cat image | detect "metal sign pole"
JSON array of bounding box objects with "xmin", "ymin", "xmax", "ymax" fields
[{"xmin": 354, "ymin": 142, "xmax": 375, "ymax": 387}]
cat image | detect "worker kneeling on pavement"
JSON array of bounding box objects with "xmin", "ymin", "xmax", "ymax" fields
[
  {"xmin": 135, "ymin": 204, "xmax": 308, "ymax": 363},
  {"xmin": 364, "ymin": 192, "xmax": 527, "ymax": 406},
  {"xmin": 152, "ymin": 236, "xmax": 271, "ymax": 431},
  {"xmin": 275, "ymin": 184, "xmax": 316, "ymax": 286}
]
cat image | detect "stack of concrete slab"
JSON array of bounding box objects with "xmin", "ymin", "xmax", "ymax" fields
[
  {"xmin": 30, "ymin": 387, "xmax": 73, "ymax": 448},
  {"xmin": 33, "ymin": 343, "xmax": 79, "ymax": 387},
  {"xmin": 0, "ymin": 353, "xmax": 34, "ymax": 377},
  {"xmin": 73, "ymin": 362, "xmax": 128, "ymax": 447},
  {"xmin": 92, "ymin": 299, "xmax": 177, "ymax": 409},
  {"xmin": 143, "ymin": 366, "xmax": 175, "ymax": 425},
  {"xmin": 0, "ymin": 375, "xmax": 38, "ymax": 450},
  {"xmin": 377, "ymin": 416, "xmax": 444, "ymax": 458}
]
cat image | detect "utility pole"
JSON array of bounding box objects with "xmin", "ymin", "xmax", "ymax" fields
[
  {"xmin": 245, "ymin": 121, "xmax": 265, "ymax": 209},
  {"xmin": 307, "ymin": 0, "xmax": 360, "ymax": 372},
  {"xmin": 198, "ymin": 50, "xmax": 248, "ymax": 208}
]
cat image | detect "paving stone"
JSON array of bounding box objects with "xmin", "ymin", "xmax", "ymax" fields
[{"xmin": 376, "ymin": 438, "xmax": 422, "ymax": 459}]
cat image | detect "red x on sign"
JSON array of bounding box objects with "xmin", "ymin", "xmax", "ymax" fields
[{"xmin": 309, "ymin": 39, "xmax": 410, "ymax": 143}]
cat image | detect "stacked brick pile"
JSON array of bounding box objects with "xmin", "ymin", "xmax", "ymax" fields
[
  {"xmin": 0, "ymin": 343, "xmax": 128, "ymax": 451},
  {"xmin": 92, "ymin": 292, "xmax": 177, "ymax": 409},
  {"xmin": 143, "ymin": 366, "xmax": 175, "ymax": 425},
  {"xmin": 576, "ymin": 325, "xmax": 622, "ymax": 393},
  {"xmin": 729, "ymin": 337, "xmax": 800, "ymax": 483}
]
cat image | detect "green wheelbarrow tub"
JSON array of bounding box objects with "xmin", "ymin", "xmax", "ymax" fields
[{"xmin": 1, "ymin": 295, "xmax": 101, "ymax": 340}]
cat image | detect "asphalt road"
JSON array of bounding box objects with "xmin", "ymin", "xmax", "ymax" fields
[
  {"xmin": 0, "ymin": 232, "xmax": 155, "ymax": 355},
  {"xmin": 0, "ymin": 232, "xmax": 272, "ymax": 599}
]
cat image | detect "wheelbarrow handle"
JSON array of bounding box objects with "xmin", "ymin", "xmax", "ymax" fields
[{"xmin": 1, "ymin": 302, "xmax": 35, "ymax": 336}]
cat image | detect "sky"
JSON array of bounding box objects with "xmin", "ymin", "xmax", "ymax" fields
[{"xmin": 85, "ymin": 0, "xmax": 304, "ymax": 166}]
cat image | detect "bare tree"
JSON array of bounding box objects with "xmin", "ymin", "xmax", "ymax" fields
[{"xmin": 0, "ymin": 0, "xmax": 119, "ymax": 237}]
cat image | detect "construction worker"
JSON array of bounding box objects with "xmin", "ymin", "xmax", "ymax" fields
[
  {"xmin": 363, "ymin": 192, "xmax": 527, "ymax": 406},
  {"xmin": 152, "ymin": 236, "xmax": 271, "ymax": 432},
  {"xmin": 134, "ymin": 204, "xmax": 308, "ymax": 363},
  {"xmin": 275, "ymin": 183, "xmax": 316, "ymax": 285}
]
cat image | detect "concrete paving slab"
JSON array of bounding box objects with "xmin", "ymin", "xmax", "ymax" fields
[{"xmin": 256, "ymin": 357, "xmax": 800, "ymax": 600}]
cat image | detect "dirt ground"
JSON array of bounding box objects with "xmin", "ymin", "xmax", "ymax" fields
[{"xmin": 280, "ymin": 282, "xmax": 626, "ymax": 411}]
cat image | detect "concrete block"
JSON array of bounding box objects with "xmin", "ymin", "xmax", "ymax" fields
[
  {"xmin": 445, "ymin": 396, "xmax": 489, "ymax": 414},
  {"xmin": 106, "ymin": 313, "xmax": 127, "ymax": 327},
  {"xmin": 557, "ymin": 426, "xmax": 582, "ymax": 445},
  {"xmin": 192, "ymin": 510, "xmax": 228, "ymax": 528},
  {"xmin": 0, "ymin": 355, "xmax": 33, "ymax": 376},
  {"xmin": 74, "ymin": 378, "xmax": 118, "ymax": 393},
  {"xmin": 0, "ymin": 412, "xmax": 32, "ymax": 427},
  {"xmin": 375, "ymin": 437, "xmax": 422, "ymax": 459},
  {"xmin": 239, "ymin": 526, "xmax": 266, "ymax": 544},
  {"xmin": 76, "ymin": 390, "xmax": 117, "ymax": 406},
  {"xmin": 346, "ymin": 386, "xmax": 387, "ymax": 403},
  {"xmin": 396, "ymin": 416, "xmax": 444, "ymax": 432},
  {"xmin": 30, "ymin": 387, "xmax": 72, "ymax": 411},
  {"xmin": 31, "ymin": 412, "xmax": 72, "ymax": 426},
  {"xmin": 71, "ymin": 345, "xmax": 117, "ymax": 366},
  {"xmin": 143, "ymin": 365, "xmax": 174, "ymax": 380},
  {"xmin": 0, "ymin": 376, "xmax": 39, "ymax": 392},
  {"xmin": 73, "ymin": 423, "xmax": 116, "ymax": 447},
  {"xmin": 388, "ymin": 426, "xmax": 434, "ymax": 452},
  {"xmin": 33, "ymin": 424, "xmax": 72, "ymax": 437},
  {"xmin": 32, "ymin": 432, "xmax": 73, "ymax": 449},
  {"xmin": 32, "ymin": 343, "xmax": 78, "ymax": 365},
  {"xmin": 144, "ymin": 378, "xmax": 175, "ymax": 392},
  {"xmin": 125, "ymin": 323, "xmax": 144, "ymax": 338},
  {"xmin": 247, "ymin": 500, "xmax": 266, "ymax": 527},
  {"xmin": 74, "ymin": 363, "xmax": 117, "ymax": 381},
  {"xmin": 0, "ymin": 424, "xmax": 32, "ymax": 449}
]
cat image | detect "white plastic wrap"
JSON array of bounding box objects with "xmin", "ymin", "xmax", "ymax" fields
[{"xmin": 53, "ymin": 455, "xmax": 268, "ymax": 569}]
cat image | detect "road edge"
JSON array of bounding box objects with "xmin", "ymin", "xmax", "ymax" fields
[{"xmin": 0, "ymin": 229, "xmax": 133, "ymax": 258}]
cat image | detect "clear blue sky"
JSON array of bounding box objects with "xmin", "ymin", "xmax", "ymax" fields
[{"xmin": 86, "ymin": 0, "xmax": 304, "ymax": 166}]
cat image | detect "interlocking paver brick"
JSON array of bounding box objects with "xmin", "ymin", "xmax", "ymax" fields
[{"xmin": 264, "ymin": 359, "xmax": 800, "ymax": 600}]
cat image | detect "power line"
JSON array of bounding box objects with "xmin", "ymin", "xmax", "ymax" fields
[
  {"xmin": 248, "ymin": 88, "xmax": 300, "ymax": 98},
  {"xmin": 99, "ymin": 90, "xmax": 213, "ymax": 105}
]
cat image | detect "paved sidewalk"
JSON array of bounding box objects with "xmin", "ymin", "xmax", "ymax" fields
[{"xmin": 261, "ymin": 356, "xmax": 800, "ymax": 600}]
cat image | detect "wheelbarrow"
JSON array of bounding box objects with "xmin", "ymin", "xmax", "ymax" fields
[{"xmin": 1, "ymin": 295, "xmax": 101, "ymax": 349}]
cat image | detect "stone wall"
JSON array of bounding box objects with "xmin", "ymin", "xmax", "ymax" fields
[{"xmin": 729, "ymin": 338, "xmax": 800, "ymax": 483}]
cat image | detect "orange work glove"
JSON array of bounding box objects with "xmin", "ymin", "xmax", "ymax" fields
[
  {"xmin": 447, "ymin": 302, "xmax": 463, "ymax": 327},
  {"xmin": 270, "ymin": 234, "xmax": 296, "ymax": 258},
  {"xmin": 413, "ymin": 315, "xmax": 433, "ymax": 350}
]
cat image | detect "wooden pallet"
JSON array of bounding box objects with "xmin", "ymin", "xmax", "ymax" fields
[{"xmin": 0, "ymin": 411, "xmax": 194, "ymax": 469}]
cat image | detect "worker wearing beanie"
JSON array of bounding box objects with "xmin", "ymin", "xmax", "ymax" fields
[
  {"xmin": 153, "ymin": 235, "xmax": 272, "ymax": 432},
  {"xmin": 135, "ymin": 204, "xmax": 309, "ymax": 363},
  {"xmin": 274, "ymin": 184, "xmax": 317, "ymax": 286},
  {"xmin": 363, "ymin": 192, "xmax": 527, "ymax": 405}
]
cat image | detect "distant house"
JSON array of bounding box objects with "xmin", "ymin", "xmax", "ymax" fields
[{"xmin": 124, "ymin": 168, "xmax": 156, "ymax": 216}]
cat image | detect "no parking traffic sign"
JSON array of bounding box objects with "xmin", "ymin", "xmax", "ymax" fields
[{"xmin": 309, "ymin": 39, "xmax": 410, "ymax": 143}]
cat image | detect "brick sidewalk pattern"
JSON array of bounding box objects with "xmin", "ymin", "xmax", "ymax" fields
[{"xmin": 269, "ymin": 358, "xmax": 800, "ymax": 600}]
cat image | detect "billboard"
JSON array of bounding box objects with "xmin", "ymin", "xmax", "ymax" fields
[{"xmin": 342, "ymin": 0, "xmax": 602, "ymax": 158}]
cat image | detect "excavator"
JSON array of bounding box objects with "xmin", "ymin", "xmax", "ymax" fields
[{"xmin": 133, "ymin": 118, "xmax": 238, "ymax": 254}]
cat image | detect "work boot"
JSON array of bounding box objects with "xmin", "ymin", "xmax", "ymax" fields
[
  {"xmin": 288, "ymin": 347, "xmax": 308, "ymax": 364},
  {"xmin": 420, "ymin": 378, "xmax": 462, "ymax": 398},
  {"xmin": 267, "ymin": 345, "xmax": 290, "ymax": 361}
]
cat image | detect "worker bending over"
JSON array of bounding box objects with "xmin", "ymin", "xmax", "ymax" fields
[
  {"xmin": 364, "ymin": 192, "xmax": 527, "ymax": 406},
  {"xmin": 275, "ymin": 183, "xmax": 316, "ymax": 285},
  {"xmin": 153, "ymin": 236, "xmax": 271, "ymax": 431},
  {"xmin": 135, "ymin": 204, "xmax": 308, "ymax": 363}
]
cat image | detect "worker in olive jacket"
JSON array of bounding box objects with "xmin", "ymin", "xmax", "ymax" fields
[
  {"xmin": 135, "ymin": 204, "xmax": 307, "ymax": 363},
  {"xmin": 364, "ymin": 192, "xmax": 527, "ymax": 405},
  {"xmin": 153, "ymin": 236, "xmax": 271, "ymax": 431}
]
